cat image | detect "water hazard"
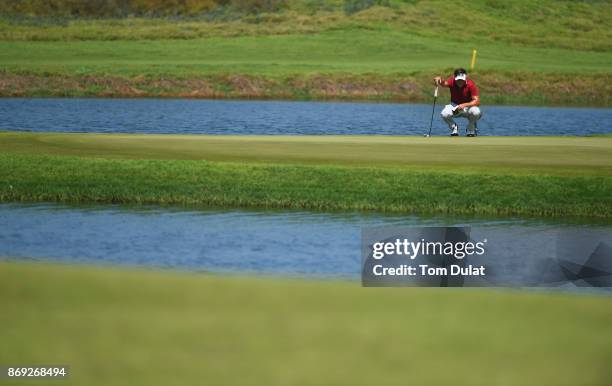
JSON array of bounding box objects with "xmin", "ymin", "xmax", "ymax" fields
[
  {"xmin": 1, "ymin": 203, "xmax": 610, "ymax": 290},
  {"xmin": 1, "ymin": 98, "xmax": 611, "ymax": 136}
]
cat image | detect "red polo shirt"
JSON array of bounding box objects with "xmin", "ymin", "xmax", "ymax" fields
[{"xmin": 446, "ymin": 76, "xmax": 479, "ymax": 104}]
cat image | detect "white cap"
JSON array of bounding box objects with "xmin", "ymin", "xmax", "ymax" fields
[{"xmin": 455, "ymin": 73, "xmax": 467, "ymax": 81}]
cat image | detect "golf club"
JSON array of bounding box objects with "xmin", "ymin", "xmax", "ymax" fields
[{"xmin": 424, "ymin": 85, "xmax": 439, "ymax": 137}]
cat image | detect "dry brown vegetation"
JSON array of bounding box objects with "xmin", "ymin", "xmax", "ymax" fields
[{"xmin": 1, "ymin": 71, "xmax": 608, "ymax": 106}]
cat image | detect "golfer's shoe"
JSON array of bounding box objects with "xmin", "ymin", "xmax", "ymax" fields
[
  {"xmin": 450, "ymin": 124, "xmax": 459, "ymax": 136},
  {"xmin": 466, "ymin": 129, "xmax": 477, "ymax": 137}
]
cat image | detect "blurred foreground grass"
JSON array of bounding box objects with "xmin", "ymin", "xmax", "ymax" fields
[{"xmin": 1, "ymin": 261, "xmax": 611, "ymax": 386}]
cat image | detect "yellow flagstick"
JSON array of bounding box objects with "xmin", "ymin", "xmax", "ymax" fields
[{"xmin": 470, "ymin": 48, "xmax": 478, "ymax": 71}]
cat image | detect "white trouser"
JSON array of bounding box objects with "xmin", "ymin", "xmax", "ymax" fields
[{"xmin": 441, "ymin": 104, "xmax": 482, "ymax": 131}]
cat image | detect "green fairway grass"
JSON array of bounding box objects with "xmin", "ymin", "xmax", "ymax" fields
[
  {"xmin": 0, "ymin": 0, "xmax": 610, "ymax": 104},
  {"xmin": 2, "ymin": 30, "xmax": 610, "ymax": 76},
  {"xmin": 1, "ymin": 261, "xmax": 611, "ymax": 386},
  {"xmin": 1, "ymin": 132, "xmax": 611, "ymax": 217}
]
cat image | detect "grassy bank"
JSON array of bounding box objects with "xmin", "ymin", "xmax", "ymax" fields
[
  {"xmin": 1, "ymin": 132, "xmax": 611, "ymax": 217},
  {"xmin": 0, "ymin": 0, "xmax": 610, "ymax": 105},
  {"xmin": 0, "ymin": 31, "xmax": 609, "ymax": 104},
  {"xmin": 1, "ymin": 261, "xmax": 612, "ymax": 386}
]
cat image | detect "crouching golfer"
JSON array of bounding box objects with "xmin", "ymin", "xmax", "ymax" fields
[{"xmin": 434, "ymin": 68, "xmax": 482, "ymax": 137}]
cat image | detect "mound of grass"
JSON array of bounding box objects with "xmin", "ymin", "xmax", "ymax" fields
[
  {"xmin": 1, "ymin": 133, "xmax": 611, "ymax": 217},
  {"xmin": 1, "ymin": 261, "xmax": 611, "ymax": 386}
]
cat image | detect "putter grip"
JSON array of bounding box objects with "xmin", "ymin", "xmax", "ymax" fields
[{"xmin": 434, "ymin": 86, "xmax": 438, "ymax": 98}]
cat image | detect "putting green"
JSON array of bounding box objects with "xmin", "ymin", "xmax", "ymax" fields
[
  {"xmin": 1, "ymin": 132, "xmax": 610, "ymax": 217},
  {"xmin": 1, "ymin": 261, "xmax": 611, "ymax": 386},
  {"xmin": 2, "ymin": 131, "xmax": 611, "ymax": 176}
]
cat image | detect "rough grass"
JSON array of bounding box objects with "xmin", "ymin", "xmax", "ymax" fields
[
  {"xmin": 1, "ymin": 0, "xmax": 610, "ymax": 52},
  {"xmin": 1, "ymin": 260, "xmax": 612, "ymax": 386},
  {"xmin": 1, "ymin": 133, "xmax": 611, "ymax": 218}
]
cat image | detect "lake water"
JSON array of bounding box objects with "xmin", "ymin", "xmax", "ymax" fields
[
  {"xmin": 1, "ymin": 203, "xmax": 610, "ymax": 291},
  {"xmin": 2, "ymin": 98, "xmax": 611, "ymax": 290},
  {"xmin": 1, "ymin": 98, "xmax": 611, "ymax": 136}
]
